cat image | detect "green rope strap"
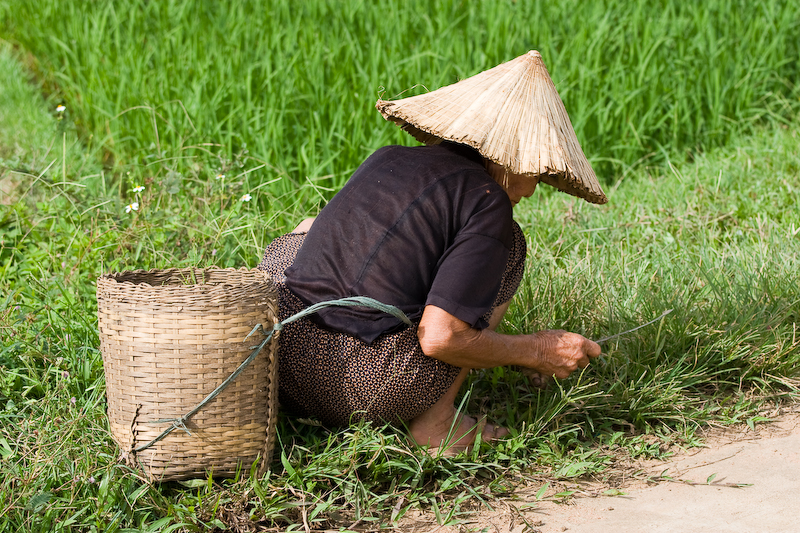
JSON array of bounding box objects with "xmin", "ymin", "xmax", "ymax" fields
[{"xmin": 133, "ymin": 296, "xmax": 412, "ymax": 453}]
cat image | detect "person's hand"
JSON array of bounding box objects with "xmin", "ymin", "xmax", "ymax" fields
[
  {"xmin": 527, "ymin": 330, "xmax": 601, "ymax": 379},
  {"xmin": 417, "ymin": 305, "xmax": 602, "ymax": 374}
]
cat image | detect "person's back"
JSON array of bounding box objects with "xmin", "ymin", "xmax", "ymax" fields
[{"xmin": 285, "ymin": 142, "xmax": 514, "ymax": 343}]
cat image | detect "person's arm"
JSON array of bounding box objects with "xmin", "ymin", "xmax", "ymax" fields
[{"xmin": 417, "ymin": 304, "xmax": 601, "ymax": 378}]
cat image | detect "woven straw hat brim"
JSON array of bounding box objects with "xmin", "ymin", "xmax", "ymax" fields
[{"xmin": 376, "ymin": 51, "xmax": 607, "ymax": 204}]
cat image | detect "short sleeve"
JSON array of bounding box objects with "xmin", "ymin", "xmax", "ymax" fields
[{"xmin": 425, "ymin": 189, "xmax": 513, "ymax": 329}]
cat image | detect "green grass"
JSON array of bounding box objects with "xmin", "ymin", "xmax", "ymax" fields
[
  {"xmin": 1, "ymin": 0, "xmax": 799, "ymax": 531},
  {"xmin": 2, "ymin": 0, "xmax": 799, "ymax": 192}
]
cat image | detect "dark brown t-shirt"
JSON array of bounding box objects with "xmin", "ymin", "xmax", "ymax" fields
[{"xmin": 285, "ymin": 142, "xmax": 514, "ymax": 343}]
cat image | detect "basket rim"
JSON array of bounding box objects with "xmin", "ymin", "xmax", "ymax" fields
[
  {"xmin": 98, "ymin": 267, "xmax": 271, "ymax": 286},
  {"xmin": 96, "ymin": 268, "xmax": 275, "ymax": 301}
]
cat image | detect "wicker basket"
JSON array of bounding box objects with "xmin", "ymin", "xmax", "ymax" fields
[{"xmin": 96, "ymin": 268, "xmax": 279, "ymax": 481}]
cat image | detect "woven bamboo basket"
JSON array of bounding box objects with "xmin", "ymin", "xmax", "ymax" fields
[{"xmin": 96, "ymin": 268, "xmax": 279, "ymax": 482}]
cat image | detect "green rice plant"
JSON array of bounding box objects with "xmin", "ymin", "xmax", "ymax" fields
[{"xmin": 1, "ymin": 0, "xmax": 799, "ymax": 200}]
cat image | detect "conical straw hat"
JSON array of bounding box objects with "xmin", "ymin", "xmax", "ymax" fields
[{"xmin": 376, "ymin": 51, "xmax": 607, "ymax": 204}]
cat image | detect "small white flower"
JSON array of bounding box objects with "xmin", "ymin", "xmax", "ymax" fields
[
  {"xmin": 216, "ymin": 173, "xmax": 225, "ymax": 180},
  {"xmin": 125, "ymin": 202, "xmax": 139, "ymax": 213},
  {"xmin": 240, "ymin": 193, "xmax": 252, "ymax": 202},
  {"xmin": 56, "ymin": 104, "xmax": 66, "ymax": 113},
  {"xmin": 132, "ymin": 185, "xmax": 145, "ymax": 193},
  {"xmin": 211, "ymin": 249, "xmax": 217, "ymax": 256}
]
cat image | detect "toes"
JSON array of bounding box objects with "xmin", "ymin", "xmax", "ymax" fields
[
  {"xmin": 483, "ymin": 422, "xmax": 510, "ymax": 441},
  {"xmin": 494, "ymin": 424, "xmax": 511, "ymax": 439}
]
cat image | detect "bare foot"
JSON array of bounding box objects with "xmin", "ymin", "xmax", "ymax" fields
[
  {"xmin": 408, "ymin": 368, "xmax": 509, "ymax": 456},
  {"xmin": 409, "ymin": 405, "xmax": 510, "ymax": 456}
]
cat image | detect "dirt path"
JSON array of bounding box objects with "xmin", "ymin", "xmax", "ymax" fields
[{"xmin": 395, "ymin": 406, "xmax": 800, "ymax": 533}]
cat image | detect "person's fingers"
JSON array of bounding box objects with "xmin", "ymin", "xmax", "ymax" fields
[
  {"xmin": 585, "ymin": 338, "xmax": 602, "ymax": 358},
  {"xmin": 554, "ymin": 368, "xmax": 571, "ymax": 379},
  {"xmin": 534, "ymin": 331, "xmax": 602, "ymax": 378},
  {"xmin": 523, "ymin": 369, "xmax": 550, "ymax": 389}
]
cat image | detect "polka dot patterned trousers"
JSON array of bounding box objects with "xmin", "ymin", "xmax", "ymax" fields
[{"xmin": 257, "ymin": 222, "xmax": 527, "ymax": 427}]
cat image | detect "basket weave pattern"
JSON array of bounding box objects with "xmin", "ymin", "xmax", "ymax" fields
[{"xmin": 96, "ymin": 268, "xmax": 278, "ymax": 481}]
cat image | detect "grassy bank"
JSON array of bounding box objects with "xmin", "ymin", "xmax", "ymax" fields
[{"xmin": 1, "ymin": 0, "xmax": 799, "ymax": 530}]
